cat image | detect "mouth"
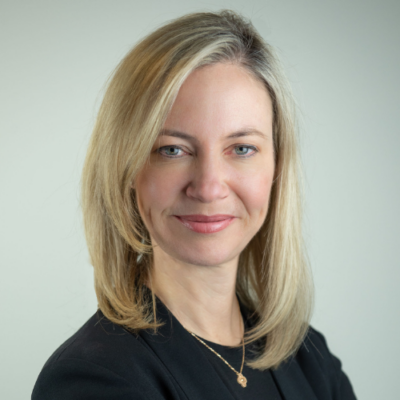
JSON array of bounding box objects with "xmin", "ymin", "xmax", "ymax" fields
[{"xmin": 174, "ymin": 215, "xmax": 236, "ymax": 234}]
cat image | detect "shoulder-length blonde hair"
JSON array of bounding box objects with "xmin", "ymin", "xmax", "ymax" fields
[{"xmin": 81, "ymin": 9, "xmax": 313, "ymax": 370}]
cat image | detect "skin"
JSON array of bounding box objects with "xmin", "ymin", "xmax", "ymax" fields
[{"xmin": 134, "ymin": 62, "xmax": 275, "ymax": 346}]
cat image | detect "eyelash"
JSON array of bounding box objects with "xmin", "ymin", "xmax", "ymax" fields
[{"xmin": 157, "ymin": 145, "xmax": 258, "ymax": 158}]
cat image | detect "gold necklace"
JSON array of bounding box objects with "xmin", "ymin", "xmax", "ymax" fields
[{"xmin": 185, "ymin": 317, "xmax": 247, "ymax": 388}]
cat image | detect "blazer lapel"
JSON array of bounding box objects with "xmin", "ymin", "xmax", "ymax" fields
[
  {"xmin": 140, "ymin": 294, "xmax": 237, "ymax": 400},
  {"xmin": 271, "ymin": 358, "xmax": 318, "ymax": 400}
]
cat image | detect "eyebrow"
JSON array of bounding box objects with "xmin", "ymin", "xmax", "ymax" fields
[{"xmin": 158, "ymin": 128, "xmax": 269, "ymax": 142}]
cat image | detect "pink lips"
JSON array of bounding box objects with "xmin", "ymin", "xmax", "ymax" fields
[{"xmin": 174, "ymin": 214, "xmax": 235, "ymax": 234}]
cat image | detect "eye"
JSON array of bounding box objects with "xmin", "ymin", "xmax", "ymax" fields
[
  {"xmin": 233, "ymin": 145, "xmax": 258, "ymax": 157},
  {"xmin": 157, "ymin": 145, "xmax": 186, "ymax": 158}
]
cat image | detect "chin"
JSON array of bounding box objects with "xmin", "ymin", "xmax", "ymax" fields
[
  {"xmin": 170, "ymin": 244, "xmax": 239, "ymax": 267},
  {"xmin": 151, "ymin": 231, "xmax": 242, "ymax": 267}
]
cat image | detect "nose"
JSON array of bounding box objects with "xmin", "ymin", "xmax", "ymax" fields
[{"xmin": 185, "ymin": 153, "xmax": 230, "ymax": 203}]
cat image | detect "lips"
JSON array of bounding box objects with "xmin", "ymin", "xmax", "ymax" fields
[{"xmin": 174, "ymin": 214, "xmax": 235, "ymax": 234}]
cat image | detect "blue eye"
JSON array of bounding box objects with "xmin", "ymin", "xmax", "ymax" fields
[
  {"xmin": 158, "ymin": 146, "xmax": 184, "ymax": 157},
  {"xmin": 234, "ymin": 145, "xmax": 257, "ymax": 156}
]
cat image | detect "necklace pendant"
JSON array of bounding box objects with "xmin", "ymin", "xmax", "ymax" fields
[{"xmin": 237, "ymin": 373, "xmax": 247, "ymax": 387}]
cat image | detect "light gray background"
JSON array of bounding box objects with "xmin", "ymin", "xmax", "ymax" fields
[{"xmin": 1, "ymin": 1, "xmax": 399, "ymax": 399}]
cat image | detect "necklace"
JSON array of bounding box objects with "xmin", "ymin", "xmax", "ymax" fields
[{"xmin": 185, "ymin": 317, "xmax": 247, "ymax": 388}]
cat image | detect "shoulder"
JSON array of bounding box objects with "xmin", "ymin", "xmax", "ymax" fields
[
  {"xmin": 38, "ymin": 310, "xmax": 151, "ymax": 375},
  {"xmin": 297, "ymin": 326, "xmax": 346, "ymax": 377},
  {"xmin": 32, "ymin": 311, "xmax": 180, "ymax": 400},
  {"xmin": 292, "ymin": 325, "xmax": 357, "ymax": 399}
]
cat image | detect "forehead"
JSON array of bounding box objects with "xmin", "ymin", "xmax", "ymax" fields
[{"xmin": 162, "ymin": 63, "xmax": 273, "ymax": 140}]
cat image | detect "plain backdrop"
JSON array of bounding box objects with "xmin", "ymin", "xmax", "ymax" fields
[{"xmin": 1, "ymin": 1, "xmax": 399, "ymax": 399}]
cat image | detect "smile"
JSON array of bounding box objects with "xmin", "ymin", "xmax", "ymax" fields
[{"xmin": 174, "ymin": 215, "xmax": 236, "ymax": 234}]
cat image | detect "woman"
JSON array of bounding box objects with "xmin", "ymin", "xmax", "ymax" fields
[{"xmin": 32, "ymin": 10, "xmax": 357, "ymax": 399}]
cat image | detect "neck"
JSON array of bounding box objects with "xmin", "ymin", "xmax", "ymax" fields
[{"xmin": 147, "ymin": 250, "xmax": 243, "ymax": 346}]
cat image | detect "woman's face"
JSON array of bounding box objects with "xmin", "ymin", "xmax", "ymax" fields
[{"xmin": 134, "ymin": 63, "xmax": 275, "ymax": 267}]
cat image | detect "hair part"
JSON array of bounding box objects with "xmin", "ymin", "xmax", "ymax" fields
[{"xmin": 81, "ymin": 9, "xmax": 313, "ymax": 370}]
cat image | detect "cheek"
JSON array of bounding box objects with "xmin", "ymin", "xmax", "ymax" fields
[
  {"xmin": 235, "ymin": 169, "xmax": 274, "ymax": 215},
  {"xmin": 136, "ymin": 167, "xmax": 184, "ymax": 217}
]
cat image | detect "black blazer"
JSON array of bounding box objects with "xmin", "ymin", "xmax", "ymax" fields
[{"xmin": 32, "ymin": 294, "xmax": 357, "ymax": 400}]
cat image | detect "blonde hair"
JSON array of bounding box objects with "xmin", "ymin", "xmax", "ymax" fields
[{"xmin": 81, "ymin": 9, "xmax": 313, "ymax": 370}]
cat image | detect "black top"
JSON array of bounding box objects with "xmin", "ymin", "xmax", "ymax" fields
[
  {"xmin": 190, "ymin": 298, "xmax": 282, "ymax": 399},
  {"xmin": 195, "ymin": 337, "xmax": 282, "ymax": 399},
  {"xmin": 32, "ymin": 289, "xmax": 357, "ymax": 399}
]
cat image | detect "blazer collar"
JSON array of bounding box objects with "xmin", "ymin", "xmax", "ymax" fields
[{"xmin": 139, "ymin": 288, "xmax": 317, "ymax": 400}]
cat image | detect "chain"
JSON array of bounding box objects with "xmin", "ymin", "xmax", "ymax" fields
[{"xmin": 185, "ymin": 316, "xmax": 247, "ymax": 387}]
